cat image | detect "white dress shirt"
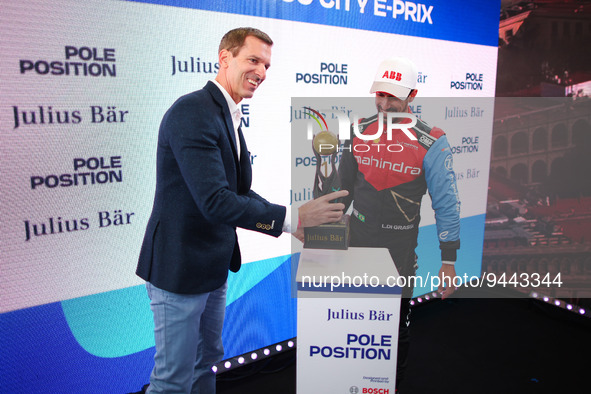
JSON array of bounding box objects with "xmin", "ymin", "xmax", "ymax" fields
[{"xmin": 210, "ymin": 79, "xmax": 292, "ymax": 232}]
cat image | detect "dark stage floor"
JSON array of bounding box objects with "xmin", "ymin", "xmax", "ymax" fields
[{"xmin": 217, "ymin": 288, "xmax": 591, "ymax": 394}]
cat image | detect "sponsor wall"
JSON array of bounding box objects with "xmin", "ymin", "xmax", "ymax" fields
[{"xmin": 0, "ymin": 0, "xmax": 499, "ymax": 392}]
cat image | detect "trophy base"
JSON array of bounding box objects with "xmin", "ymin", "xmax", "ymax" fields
[{"xmin": 303, "ymin": 217, "xmax": 349, "ymax": 250}]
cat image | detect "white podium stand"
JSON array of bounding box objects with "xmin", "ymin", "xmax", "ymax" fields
[{"xmin": 296, "ymin": 247, "xmax": 401, "ymax": 394}]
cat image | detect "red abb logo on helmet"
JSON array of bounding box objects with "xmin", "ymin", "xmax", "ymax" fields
[{"xmin": 381, "ymin": 71, "xmax": 402, "ymax": 81}]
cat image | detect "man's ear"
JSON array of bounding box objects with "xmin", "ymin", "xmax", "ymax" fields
[
  {"xmin": 218, "ymin": 49, "xmax": 231, "ymax": 69},
  {"xmin": 408, "ymin": 89, "xmax": 418, "ymax": 102}
]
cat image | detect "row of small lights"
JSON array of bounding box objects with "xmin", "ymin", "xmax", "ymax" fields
[
  {"xmin": 212, "ymin": 339, "xmax": 296, "ymax": 374},
  {"xmin": 530, "ymin": 291, "xmax": 588, "ymax": 317},
  {"xmin": 410, "ymin": 290, "xmax": 589, "ymax": 320},
  {"xmin": 410, "ymin": 291, "xmax": 441, "ymax": 306}
]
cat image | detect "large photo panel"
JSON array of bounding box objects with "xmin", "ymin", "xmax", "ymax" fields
[{"xmin": 0, "ymin": 0, "xmax": 500, "ymax": 392}]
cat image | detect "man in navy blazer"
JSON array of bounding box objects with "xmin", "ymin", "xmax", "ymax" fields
[{"xmin": 136, "ymin": 28, "xmax": 346, "ymax": 393}]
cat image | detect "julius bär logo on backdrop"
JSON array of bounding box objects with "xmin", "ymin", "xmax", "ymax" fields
[
  {"xmin": 11, "ymin": 105, "xmax": 129, "ymax": 129},
  {"xmin": 19, "ymin": 46, "xmax": 117, "ymax": 77},
  {"xmin": 170, "ymin": 55, "xmax": 219, "ymax": 76}
]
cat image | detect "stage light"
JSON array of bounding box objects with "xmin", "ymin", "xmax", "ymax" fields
[
  {"xmin": 408, "ymin": 291, "xmax": 443, "ymax": 308},
  {"xmin": 529, "ymin": 291, "xmax": 590, "ymax": 319},
  {"xmin": 212, "ymin": 366, "xmax": 218, "ymax": 373},
  {"xmin": 215, "ymin": 339, "xmax": 297, "ymax": 374}
]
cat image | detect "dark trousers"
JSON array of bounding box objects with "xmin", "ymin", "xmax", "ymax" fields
[
  {"xmin": 388, "ymin": 247, "xmax": 417, "ymax": 388},
  {"xmin": 349, "ymin": 217, "xmax": 418, "ymax": 388}
]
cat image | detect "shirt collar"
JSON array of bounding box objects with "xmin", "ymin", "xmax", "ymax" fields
[{"xmin": 211, "ymin": 79, "xmax": 241, "ymax": 123}]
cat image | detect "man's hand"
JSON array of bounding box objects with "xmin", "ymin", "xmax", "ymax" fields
[
  {"xmin": 438, "ymin": 263, "xmax": 457, "ymax": 300},
  {"xmin": 292, "ymin": 190, "xmax": 349, "ymax": 242},
  {"xmin": 298, "ymin": 190, "xmax": 349, "ymax": 227},
  {"xmin": 293, "ymin": 227, "xmax": 305, "ymax": 243}
]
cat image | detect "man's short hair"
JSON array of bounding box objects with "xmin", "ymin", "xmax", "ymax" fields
[{"xmin": 219, "ymin": 27, "xmax": 273, "ymax": 56}]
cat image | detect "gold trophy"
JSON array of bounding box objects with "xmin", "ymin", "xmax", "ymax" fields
[{"xmin": 304, "ymin": 130, "xmax": 349, "ymax": 250}]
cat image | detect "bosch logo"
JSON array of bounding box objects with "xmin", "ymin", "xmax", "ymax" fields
[
  {"xmin": 381, "ymin": 70, "xmax": 402, "ymax": 81},
  {"xmin": 350, "ymin": 387, "xmax": 359, "ymax": 394},
  {"xmin": 362, "ymin": 388, "xmax": 390, "ymax": 394}
]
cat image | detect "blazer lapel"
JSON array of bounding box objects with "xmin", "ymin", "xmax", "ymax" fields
[{"xmin": 205, "ymin": 81, "xmax": 241, "ymax": 168}]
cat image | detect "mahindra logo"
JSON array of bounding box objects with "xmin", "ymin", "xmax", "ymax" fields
[
  {"xmin": 382, "ymin": 71, "xmax": 402, "ymax": 81},
  {"xmin": 354, "ymin": 156, "xmax": 422, "ymax": 175}
]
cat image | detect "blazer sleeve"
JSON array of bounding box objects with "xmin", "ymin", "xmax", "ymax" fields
[{"xmin": 165, "ymin": 96, "xmax": 285, "ymax": 237}]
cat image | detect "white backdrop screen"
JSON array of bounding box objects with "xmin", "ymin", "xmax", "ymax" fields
[{"xmin": 0, "ymin": 0, "xmax": 500, "ymax": 391}]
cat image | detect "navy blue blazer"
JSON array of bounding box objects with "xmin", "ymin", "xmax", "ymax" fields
[{"xmin": 136, "ymin": 81, "xmax": 286, "ymax": 294}]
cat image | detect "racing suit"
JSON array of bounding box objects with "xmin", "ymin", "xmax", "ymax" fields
[{"xmin": 338, "ymin": 112, "xmax": 461, "ymax": 385}]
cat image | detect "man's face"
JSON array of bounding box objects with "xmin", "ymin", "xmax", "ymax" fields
[
  {"xmin": 220, "ymin": 36, "xmax": 271, "ymax": 103},
  {"xmin": 375, "ymin": 90, "xmax": 416, "ymax": 115}
]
